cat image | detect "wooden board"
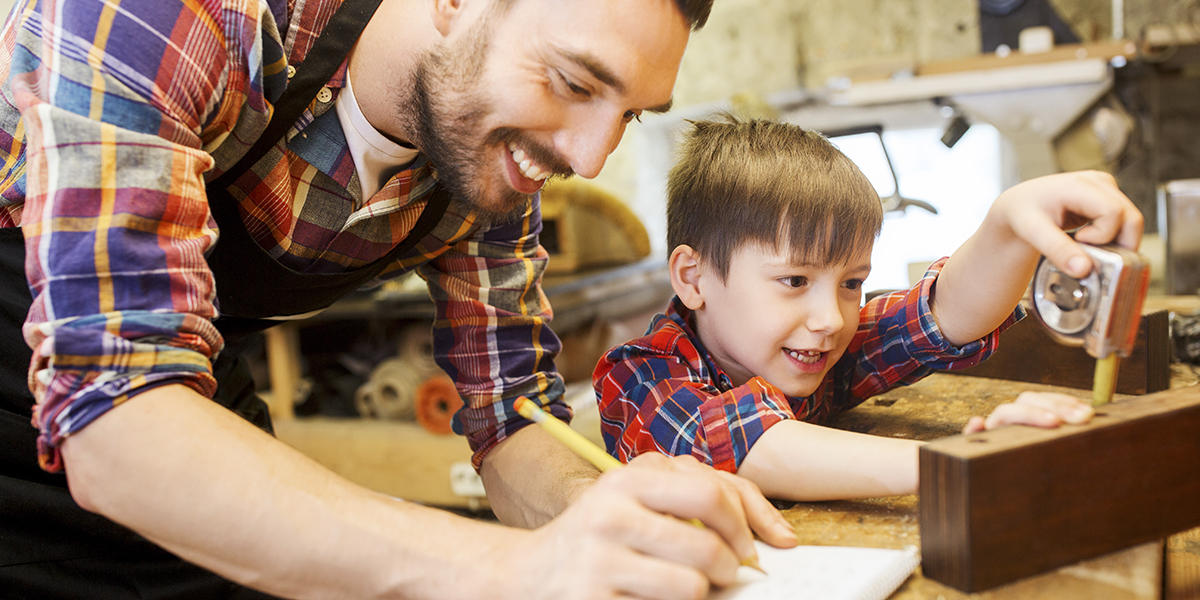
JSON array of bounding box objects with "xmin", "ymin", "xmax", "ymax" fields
[
  {"xmin": 919, "ymin": 385, "xmax": 1200, "ymax": 593},
  {"xmin": 273, "ymin": 417, "xmax": 487, "ymax": 510},
  {"xmin": 1169, "ymin": 526, "xmax": 1200, "ymax": 600},
  {"xmin": 954, "ymin": 309, "xmax": 1170, "ymax": 395}
]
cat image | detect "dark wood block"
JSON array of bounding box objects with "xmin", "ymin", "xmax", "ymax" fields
[
  {"xmin": 954, "ymin": 309, "xmax": 1170, "ymax": 395},
  {"xmin": 919, "ymin": 385, "xmax": 1200, "ymax": 593}
]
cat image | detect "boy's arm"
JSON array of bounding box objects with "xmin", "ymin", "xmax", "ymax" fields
[
  {"xmin": 597, "ymin": 347, "xmax": 914, "ymax": 499},
  {"xmin": 737, "ymin": 420, "xmax": 923, "ymax": 500},
  {"xmin": 931, "ymin": 171, "xmax": 1143, "ymax": 346},
  {"xmin": 600, "ymin": 366, "xmax": 924, "ymax": 500},
  {"xmin": 740, "ymin": 391, "xmax": 1097, "ymax": 501}
]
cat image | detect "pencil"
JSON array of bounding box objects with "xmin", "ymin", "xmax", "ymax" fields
[
  {"xmin": 1092, "ymin": 354, "xmax": 1119, "ymax": 406},
  {"xmin": 514, "ymin": 396, "xmax": 766, "ymax": 574}
]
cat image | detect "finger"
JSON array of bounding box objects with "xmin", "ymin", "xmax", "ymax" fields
[
  {"xmin": 605, "ymin": 542, "xmax": 711, "ymax": 600},
  {"xmin": 982, "ymin": 403, "xmax": 1065, "ymax": 430},
  {"xmin": 712, "ymin": 470, "xmax": 798, "ymax": 549},
  {"xmin": 618, "ymin": 455, "xmax": 759, "ymax": 567},
  {"xmin": 549, "ymin": 523, "xmax": 711, "ymax": 600},
  {"xmin": 1066, "ymin": 173, "xmax": 1144, "ymax": 251},
  {"xmin": 1012, "ymin": 172, "xmax": 1141, "ymax": 278},
  {"xmin": 1013, "ymin": 391, "xmax": 1094, "ymax": 424},
  {"xmin": 610, "ymin": 504, "xmax": 740, "ymax": 589},
  {"xmin": 962, "ymin": 416, "xmax": 986, "ymax": 434},
  {"xmin": 1013, "ymin": 213, "xmax": 1095, "ymax": 279}
]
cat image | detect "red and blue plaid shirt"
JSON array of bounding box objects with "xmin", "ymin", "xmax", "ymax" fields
[
  {"xmin": 0, "ymin": 0, "xmax": 564, "ymax": 471},
  {"xmin": 594, "ymin": 258, "xmax": 1023, "ymax": 473}
]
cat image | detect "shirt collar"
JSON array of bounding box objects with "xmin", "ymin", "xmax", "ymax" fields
[{"xmin": 661, "ymin": 297, "xmax": 738, "ymax": 392}]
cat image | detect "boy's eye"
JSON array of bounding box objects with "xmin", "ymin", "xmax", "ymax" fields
[
  {"xmin": 843, "ymin": 279, "xmax": 864, "ymax": 292},
  {"xmin": 781, "ymin": 276, "xmax": 808, "ymax": 288},
  {"xmin": 622, "ymin": 110, "xmax": 642, "ymax": 124}
]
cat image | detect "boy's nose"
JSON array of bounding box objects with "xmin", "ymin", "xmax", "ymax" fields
[{"xmin": 806, "ymin": 294, "xmax": 846, "ymax": 335}]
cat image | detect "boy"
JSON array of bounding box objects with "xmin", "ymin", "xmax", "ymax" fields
[{"xmin": 595, "ymin": 116, "xmax": 1143, "ymax": 501}]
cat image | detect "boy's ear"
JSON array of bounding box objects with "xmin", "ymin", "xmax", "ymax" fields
[
  {"xmin": 669, "ymin": 245, "xmax": 706, "ymax": 310},
  {"xmin": 430, "ymin": 0, "xmax": 466, "ymax": 36}
]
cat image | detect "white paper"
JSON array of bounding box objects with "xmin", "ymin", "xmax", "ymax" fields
[{"xmin": 708, "ymin": 542, "xmax": 921, "ymax": 600}]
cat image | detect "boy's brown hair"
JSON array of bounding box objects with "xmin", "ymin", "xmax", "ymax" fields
[{"xmin": 666, "ymin": 115, "xmax": 883, "ymax": 281}]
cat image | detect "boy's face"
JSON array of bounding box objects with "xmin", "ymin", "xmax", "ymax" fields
[{"xmin": 691, "ymin": 242, "xmax": 871, "ymax": 398}]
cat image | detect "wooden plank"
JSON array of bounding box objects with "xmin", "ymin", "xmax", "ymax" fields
[
  {"xmin": 915, "ymin": 40, "xmax": 1138, "ymax": 77},
  {"xmin": 919, "ymin": 385, "xmax": 1200, "ymax": 593},
  {"xmin": 273, "ymin": 417, "xmax": 487, "ymax": 509},
  {"xmin": 1168, "ymin": 526, "xmax": 1200, "ymax": 600},
  {"xmin": 264, "ymin": 323, "xmax": 300, "ymax": 421},
  {"xmin": 954, "ymin": 309, "xmax": 1170, "ymax": 395}
]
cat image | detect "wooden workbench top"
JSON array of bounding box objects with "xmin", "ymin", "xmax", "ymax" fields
[{"xmin": 777, "ymin": 369, "xmax": 1199, "ymax": 599}]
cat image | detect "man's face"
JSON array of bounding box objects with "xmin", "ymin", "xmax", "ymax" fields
[
  {"xmin": 692, "ymin": 242, "xmax": 871, "ymax": 398},
  {"xmin": 407, "ymin": 0, "xmax": 689, "ymax": 219}
]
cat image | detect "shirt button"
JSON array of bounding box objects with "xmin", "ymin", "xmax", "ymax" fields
[
  {"xmin": 286, "ymin": 65, "xmax": 296, "ymax": 79},
  {"xmin": 316, "ymin": 87, "xmax": 333, "ymax": 103}
]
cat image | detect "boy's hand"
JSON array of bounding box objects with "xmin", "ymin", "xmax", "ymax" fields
[
  {"xmin": 933, "ymin": 170, "xmax": 1144, "ymax": 347},
  {"xmin": 991, "ymin": 170, "xmax": 1143, "ymax": 278},
  {"xmin": 962, "ymin": 392, "xmax": 1095, "ymax": 434}
]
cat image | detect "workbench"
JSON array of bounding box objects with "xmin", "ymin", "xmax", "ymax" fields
[{"xmin": 788, "ymin": 367, "xmax": 1200, "ymax": 599}]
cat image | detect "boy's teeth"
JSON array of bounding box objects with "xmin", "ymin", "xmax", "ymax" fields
[
  {"xmin": 787, "ymin": 349, "xmax": 822, "ymax": 363},
  {"xmin": 507, "ymin": 143, "xmax": 549, "ymax": 181}
]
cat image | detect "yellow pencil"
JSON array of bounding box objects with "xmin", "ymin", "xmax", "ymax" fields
[
  {"xmin": 514, "ymin": 396, "xmax": 766, "ymax": 574},
  {"xmin": 1092, "ymin": 354, "xmax": 1119, "ymax": 407}
]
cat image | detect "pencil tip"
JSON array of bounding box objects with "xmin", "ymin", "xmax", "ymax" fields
[{"xmin": 742, "ymin": 556, "xmax": 767, "ymax": 574}]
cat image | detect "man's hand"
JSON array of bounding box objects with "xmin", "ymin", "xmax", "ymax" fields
[
  {"xmin": 962, "ymin": 391, "xmax": 1094, "ymax": 434},
  {"xmin": 492, "ymin": 453, "xmax": 797, "ymax": 600}
]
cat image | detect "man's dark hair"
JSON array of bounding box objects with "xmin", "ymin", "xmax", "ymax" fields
[
  {"xmin": 674, "ymin": 0, "xmax": 714, "ymax": 29},
  {"xmin": 666, "ymin": 114, "xmax": 883, "ymax": 281},
  {"xmin": 497, "ymin": 1, "xmax": 712, "ymax": 30}
]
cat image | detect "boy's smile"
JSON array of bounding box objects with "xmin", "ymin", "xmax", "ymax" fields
[{"xmin": 684, "ymin": 243, "xmax": 871, "ymax": 398}]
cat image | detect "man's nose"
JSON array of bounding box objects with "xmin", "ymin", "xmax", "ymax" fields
[{"xmin": 553, "ymin": 111, "xmax": 626, "ymax": 179}]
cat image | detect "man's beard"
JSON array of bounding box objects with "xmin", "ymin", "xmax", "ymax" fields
[{"xmin": 405, "ymin": 19, "xmax": 573, "ymax": 223}]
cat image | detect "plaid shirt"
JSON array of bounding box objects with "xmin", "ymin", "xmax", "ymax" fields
[
  {"xmin": 594, "ymin": 258, "xmax": 1023, "ymax": 472},
  {"xmin": 0, "ymin": 0, "xmax": 563, "ymax": 471}
]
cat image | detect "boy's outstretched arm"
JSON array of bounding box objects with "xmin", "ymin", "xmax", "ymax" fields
[
  {"xmin": 740, "ymin": 392, "xmax": 1095, "ymax": 501},
  {"xmin": 931, "ymin": 171, "xmax": 1144, "ymax": 346},
  {"xmin": 738, "ymin": 420, "xmax": 923, "ymax": 500}
]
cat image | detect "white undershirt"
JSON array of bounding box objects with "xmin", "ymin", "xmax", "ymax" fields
[{"xmin": 335, "ymin": 70, "xmax": 418, "ymax": 202}]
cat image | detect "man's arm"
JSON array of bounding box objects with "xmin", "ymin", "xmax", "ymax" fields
[
  {"xmin": 930, "ymin": 171, "xmax": 1143, "ymax": 347},
  {"xmin": 65, "ymin": 384, "xmax": 793, "ymax": 599},
  {"xmin": 479, "ymin": 424, "xmax": 600, "ymax": 528},
  {"xmin": 63, "ymin": 385, "xmax": 512, "ymax": 600}
]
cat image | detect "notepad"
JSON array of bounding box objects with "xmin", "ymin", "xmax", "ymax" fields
[{"xmin": 709, "ymin": 542, "xmax": 921, "ymax": 600}]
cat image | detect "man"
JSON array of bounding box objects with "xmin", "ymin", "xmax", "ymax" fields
[{"xmin": 0, "ymin": 0, "xmax": 798, "ymax": 598}]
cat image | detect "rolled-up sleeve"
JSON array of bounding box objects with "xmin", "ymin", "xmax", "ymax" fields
[
  {"xmin": 418, "ymin": 194, "xmax": 566, "ymax": 470},
  {"xmin": 839, "ymin": 257, "xmax": 1025, "ymax": 409},
  {"xmin": 597, "ymin": 348, "xmax": 794, "ymax": 473},
  {"xmin": 1, "ymin": 0, "xmax": 276, "ymax": 470}
]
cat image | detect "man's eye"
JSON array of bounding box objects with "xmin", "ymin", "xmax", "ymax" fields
[
  {"xmin": 558, "ymin": 71, "xmax": 591, "ymax": 97},
  {"xmin": 623, "ymin": 110, "xmax": 642, "ymax": 123},
  {"xmin": 782, "ymin": 276, "xmax": 807, "ymax": 288}
]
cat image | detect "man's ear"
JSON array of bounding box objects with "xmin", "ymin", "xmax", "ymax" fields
[
  {"xmin": 430, "ymin": 0, "xmax": 465, "ymax": 36},
  {"xmin": 669, "ymin": 245, "xmax": 706, "ymax": 310}
]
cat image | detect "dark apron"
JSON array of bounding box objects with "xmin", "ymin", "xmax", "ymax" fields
[{"xmin": 0, "ymin": 0, "xmax": 447, "ymax": 596}]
